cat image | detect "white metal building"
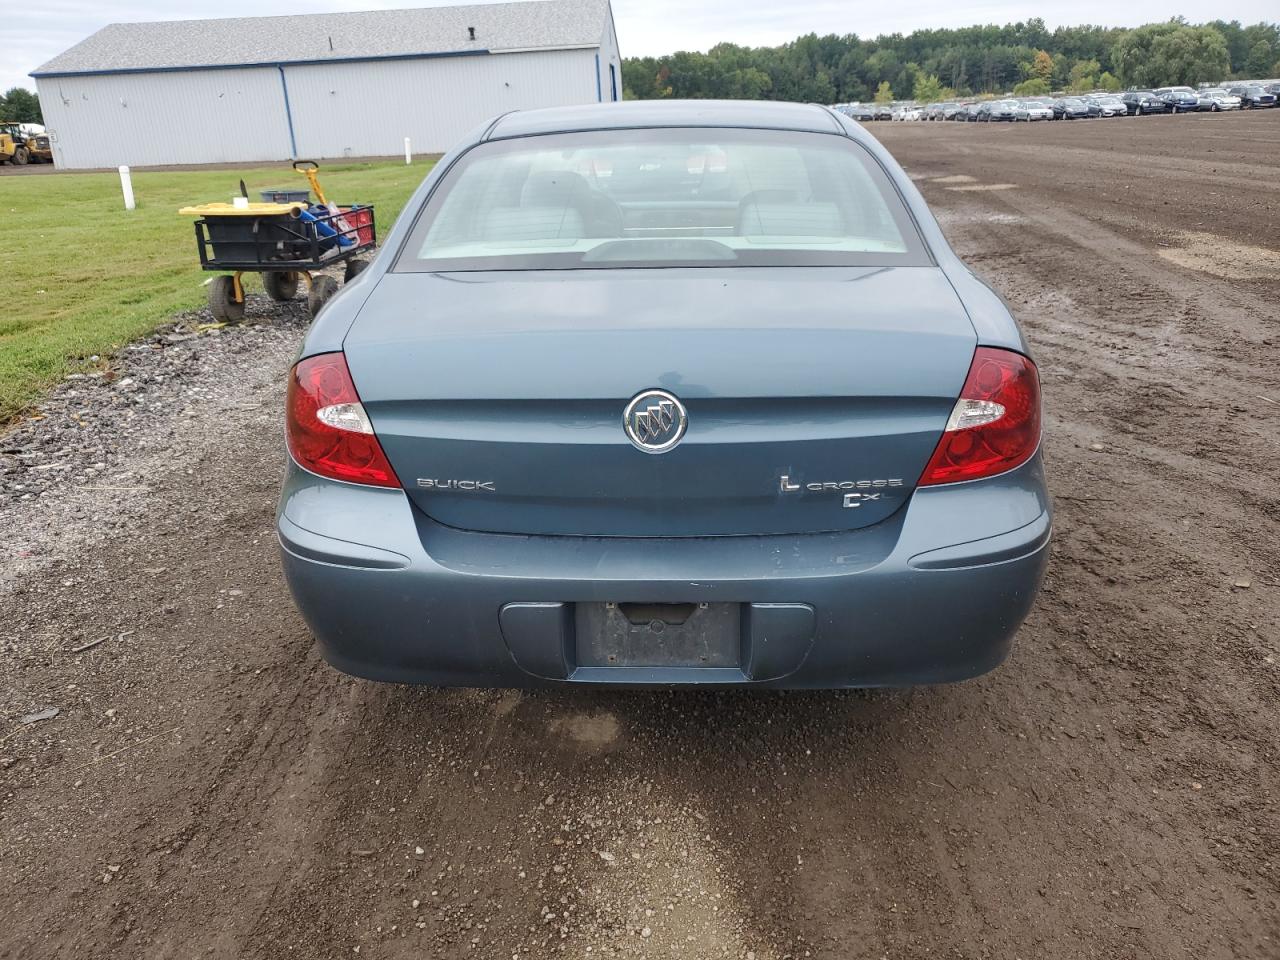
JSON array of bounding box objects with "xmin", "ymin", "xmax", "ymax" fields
[{"xmin": 31, "ymin": 0, "xmax": 621, "ymax": 169}]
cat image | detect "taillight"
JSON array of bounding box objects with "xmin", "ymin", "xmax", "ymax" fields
[
  {"xmin": 286, "ymin": 352, "xmax": 401, "ymax": 488},
  {"xmin": 918, "ymin": 347, "xmax": 1041, "ymax": 486}
]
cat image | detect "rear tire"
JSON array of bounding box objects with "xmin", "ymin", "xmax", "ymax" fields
[
  {"xmin": 307, "ymin": 275, "xmax": 339, "ymax": 316},
  {"xmin": 13, "ymin": 147, "xmax": 28, "ymax": 165},
  {"xmin": 263, "ymin": 270, "xmax": 299, "ymax": 302},
  {"xmin": 344, "ymin": 258, "xmax": 369, "ymax": 283},
  {"xmin": 208, "ymin": 276, "xmax": 245, "ymax": 323}
]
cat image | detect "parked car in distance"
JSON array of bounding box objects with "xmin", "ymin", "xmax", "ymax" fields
[
  {"xmin": 1013, "ymin": 100, "xmax": 1054, "ymax": 121},
  {"xmin": 1197, "ymin": 88, "xmax": 1241, "ymax": 111},
  {"xmin": 844, "ymin": 103, "xmax": 875, "ymax": 121},
  {"xmin": 963, "ymin": 103, "xmax": 983, "ymax": 121},
  {"xmin": 942, "ymin": 102, "xmax": 966, "ymax": 120},
  {"xmin": 1080, "ymin": 95, "xmax": 1125, "ymax": 117},
  {"xmin": 983, "ymin": 100, "xmax": 1013, "ymax": 122},
  {"xmin": 1052, "ymin": 97, "xmax": 1091, "ymax": 119},
  {"xmin": 1228, "ymin": 84, "xmax": 1278, "ymax": 108},
  {"xmin": 276, "ymin": 99, "xmax": 1050, "ymax": 689},
  {"xmin": 1121, "ymin": 90, "xmax": 1169, "ymax": 115},
  {"xmin": 1154, "ymin": 87, "xmax": 1203, "ymax": 112},
  {"xmin": 872, "ymin": 104, "xmax": 893, "ymax": 121}
]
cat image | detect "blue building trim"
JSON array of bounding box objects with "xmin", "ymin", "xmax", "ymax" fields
[
  {"xmin": 594, "ymin": 53, "xmax": 602, "ymax": 102},
  {"xmin": 32, "ymin": 48, "xmax": 493, "ymax": 79},
  {"xmin": 277, "ymin": 66, "xmax": 298, "ymax": 158}
]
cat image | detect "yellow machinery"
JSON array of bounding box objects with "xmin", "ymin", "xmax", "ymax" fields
[
  {"xmin": 26, "ymin": 131, "xmax": 53, "ymax": 164},
  {"xmin": 0, "ymin": 123, "xmax": 29, "ymax": 165}
]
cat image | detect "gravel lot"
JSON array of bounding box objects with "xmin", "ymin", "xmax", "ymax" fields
[{"xmin": 1, "ymin": 110, "xmax": 1278, "ymax": 959}]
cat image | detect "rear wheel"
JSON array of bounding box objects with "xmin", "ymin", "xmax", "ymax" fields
[
  {"xmin": 263, "ymin": 270, "xmax": 299, "ymax": 302},
  {"xmin": 307, "ymin": 275, "xmax": 339, "ymax": 316},
  {"xmin": 208, "ymin": 276, "xmax": 245, "ymax": 323},
  {"xmin": 12, "ymin": 146, "xmax": 28, "ymax": 165},
  {"xmin": 344, "ymin": 258, "xmax": 369, "ymax": 283}
]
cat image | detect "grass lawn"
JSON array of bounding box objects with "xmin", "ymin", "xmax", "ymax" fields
[{"xmin": 0, "ymin": 158, "xmax": 432, "ymax": 423}]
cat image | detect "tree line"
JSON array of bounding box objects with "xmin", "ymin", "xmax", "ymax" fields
[
  {"xmin": 621, "ymin": 18, "xmax": 1280, "ymax": 104},
  {"xmin": 1, "ymin": 87, "xmax": 43, "ymax": 124}
]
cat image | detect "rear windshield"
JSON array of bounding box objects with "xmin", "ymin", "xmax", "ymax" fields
[{"xmin": 395, "ymin": 128, "xmax": 928, "ymax": 271}]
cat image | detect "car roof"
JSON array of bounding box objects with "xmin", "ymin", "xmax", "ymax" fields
[{"xmin": 485, "ymin": 100, "xmax": 845, "ymax": 141}]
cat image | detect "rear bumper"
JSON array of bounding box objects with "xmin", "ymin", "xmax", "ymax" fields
[{"xmin": 278, "ymin": 455, "xmax": 1051, "ymax": 688}]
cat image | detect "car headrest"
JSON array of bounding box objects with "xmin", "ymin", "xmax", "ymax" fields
[{"xmin": 738, "ymin": 201, "xmax": 844, "ymax": 238}]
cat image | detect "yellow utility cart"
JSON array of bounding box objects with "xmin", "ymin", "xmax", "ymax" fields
[{"xmin": 179, "ymin": 161, "xmax": 376, "ymax": 321}]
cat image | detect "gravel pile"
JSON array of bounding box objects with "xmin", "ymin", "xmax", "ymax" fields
[{"xmin": 0, "ymin": 292, "xmax": 314, "ymax": 587}]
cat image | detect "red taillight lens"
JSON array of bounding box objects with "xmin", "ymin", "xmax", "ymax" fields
[
  {"xmin": 918, "ymin": 347, "xmax": 1041, "ymax": 486},
  {"xmin": 286, "ymin": 352, "xmax": 401, "ymax": 488}
]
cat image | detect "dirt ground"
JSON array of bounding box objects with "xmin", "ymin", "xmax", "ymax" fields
[{"xmin": 2, "ymin": 111, "xmax": 1278, "ymax": 959}]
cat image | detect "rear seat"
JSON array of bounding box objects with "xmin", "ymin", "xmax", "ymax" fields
[{"xmin": 482, "ymin": 207, "xmax": 586, "ymax": 241}]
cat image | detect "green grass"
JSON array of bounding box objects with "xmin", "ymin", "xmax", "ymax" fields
[{"xmin": 0, "ymin": 158, "xmax": 432, "ymax": 422}]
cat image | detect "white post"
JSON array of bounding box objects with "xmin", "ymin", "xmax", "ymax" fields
[
  {"xmin": 118, "ymin": 165, "xmax": 135, "ymax": 211},
  {"xmin": 404, "ymin": 137, "xmax": 412, "ymax": 165}
]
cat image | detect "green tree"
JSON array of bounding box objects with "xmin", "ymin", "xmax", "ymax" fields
[
  {"xmin": 725, "ymin": 67, "xmax": 773, "ymax": 100},
  {"xmin": 1097, "ymin": 71, "xmax": 1122, "ymax": 91},
  {"xmin": 617, "ymin": 18, "xmax": 1269, "ymax": 103},
  {"xmin": 1013, "ymin": 77, "xmax": 1051, "ymax": 96},
  {"xmin": 0, "ymin": 87, "xmax": 42, "ymax": 124},
  {"xmin": 873, "ymin": 80, "xmax": 894, "ymax": 103},
  {"xmin": 1113, "ymin": 23, "xmax": 1230, "ymax": 87},
  {"xmin": 912, "ymin": 73, "xmax": 947, "ymax": 103},
  {"xmin": 1068, "ymin": 58, "xmax": 1100, "ymax": 91},
  {"xmin": 1245, "ymin": 39, "xmax": 1275, "ymax": 75}
]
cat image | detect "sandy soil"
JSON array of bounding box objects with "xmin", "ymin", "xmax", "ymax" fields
[{"xmin": 1, "ymin": 110, "xmax": 1278, "ymax": 959}]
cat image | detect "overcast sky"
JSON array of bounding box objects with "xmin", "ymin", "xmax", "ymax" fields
[{"xmin": 4, "ymin": 0, "xmax": 1274, "ymax": 92}]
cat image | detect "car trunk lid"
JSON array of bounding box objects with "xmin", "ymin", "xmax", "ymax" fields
[{"xmin": 344, "ymin": 266, "xmax": 976, "ymax": 537}]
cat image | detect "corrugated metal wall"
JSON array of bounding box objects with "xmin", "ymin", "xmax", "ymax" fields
[
  {"xmin": 35, "ymin": 68, "xmax": 292, "ymax": 169},
  {"xmin": 35, "ymin": 48, "xmax": 602, "ymax": 169},
  {"xmin": 283, "ymin": 49, "xmax": 599, "ymax": 158}
]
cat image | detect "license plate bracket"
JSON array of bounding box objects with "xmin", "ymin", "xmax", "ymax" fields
[{"xmin": 576, "ymin": 602, "xmax": 740, "ymax": 668}]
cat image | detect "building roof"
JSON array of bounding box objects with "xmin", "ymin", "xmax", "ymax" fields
[{"xmin": 32, "ymin": 0, "xmax": 611, "ymax": 77}]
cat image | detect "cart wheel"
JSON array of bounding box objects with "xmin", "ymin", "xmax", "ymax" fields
[
  {"xmin": 344, "ymin": 259, "xmax": 369, "ymax": 283},
  {"xmin": 208, "ymin": 276, "xmax": 246, "ymax": 322},
  {"xmin": 307, "ymin": 275, "xmax": 339, "ymax": 316},
  {"xmin": 263, "ymin": 270, "xmax": 300, "ymax": 302}
]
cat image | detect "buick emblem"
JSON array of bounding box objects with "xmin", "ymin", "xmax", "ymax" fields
[{"xmin": 623, "ymin": 389, "xmax": 687, "ymax": 454}]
